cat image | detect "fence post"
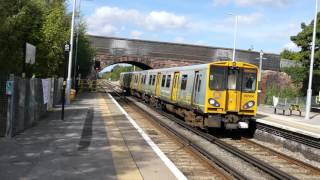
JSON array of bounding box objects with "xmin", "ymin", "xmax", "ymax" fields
[{"xmin": 6, "ymin": 74, "xmax": 14, "ymax": 137}]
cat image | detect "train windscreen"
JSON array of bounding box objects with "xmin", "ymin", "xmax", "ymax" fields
[
  {"xmin": 242, "ymin": 68, "xmax": 257, "ymax": 92},
  {"xmin": 209, "ymin": 66, "xmax": 227, "ymax": 90},
  {"xmin": 210, "ymin": 65, "xmax": 257, "ymax": 92}
]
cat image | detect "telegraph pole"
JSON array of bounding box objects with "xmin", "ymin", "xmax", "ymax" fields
[
  {"xmin": 62, "ymin": 41, "xmax": 70, "ymax": 120},
  {"xmin": 66, "ymin": 0, "xmax": 77, "ymax": 104},
  {"xmin": 229, "ymin": 13, "xmax": 239, "ymax": 62},
  {"xmin": 305, "ymin": 0, "xmax": 318, "ymax": 120}
]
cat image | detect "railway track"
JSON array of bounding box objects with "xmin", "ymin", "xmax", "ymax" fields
[
  {"xmin": 102, "ymin": 81, "xmax": 320, "ymax": 179},
  {"xmin": 221, "ymin": 138, "xmax": 320, "ymax": 179},
  {"xmin": 256, "ymin": 122, "xmax": 320, "ymax": 149},
  {"xmin": 101, "ymin": 82, "xmax": 233, "ymax": 179},
  {"xmin": 117, "ymin": 97, "xmax": 232, "ymax": 180}
]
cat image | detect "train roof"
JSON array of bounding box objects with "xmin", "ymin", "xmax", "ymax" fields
[{"xmin": 120, "ymin": 60, "xmax": 258, "ymax": 75}]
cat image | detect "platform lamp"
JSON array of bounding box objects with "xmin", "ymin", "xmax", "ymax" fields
[
  {"xmin": 305, "ymin": 0, "xmax": 318, "ymax": 120},
  {"xmin": 229, "ymin": 13, "xmax": 239, "ymax": 62},
  {"xmin": 256, "ymin": 50, "xmax": 267, "ymax": 105},
  {"xmin": 66, "ymin": 0, "xmax": 77, "ymax": 104}
]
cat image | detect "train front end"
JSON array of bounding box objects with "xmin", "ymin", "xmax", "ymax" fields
[{"xmin": 205, "ymin": 61, "xmax": 258, "ymax": 129}]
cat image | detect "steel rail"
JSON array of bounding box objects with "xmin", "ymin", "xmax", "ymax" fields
[
  {"xmin": 152, "ymin": 109, "xmax": 296, "ymax": 180},
  {"xmin": 256, "ymin": 122, "xmax": 320, "ymax": 149}
]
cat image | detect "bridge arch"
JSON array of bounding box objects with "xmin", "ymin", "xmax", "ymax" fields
[{"xmin": 102, "ymin": 61, "xmax": 152, "ymax": 71}]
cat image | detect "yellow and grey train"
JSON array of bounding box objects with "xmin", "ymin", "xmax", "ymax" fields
[{"xmin": 120, "ymin": 61, "xmax": 258, "ymax": 130}]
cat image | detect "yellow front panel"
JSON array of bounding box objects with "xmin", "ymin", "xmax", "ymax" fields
[
  {"xmin": 239, "ymin": 92, "xmax": 257, "ymax": 115},
  {"xmin": 205, "ymin": 90, "xmax": 227, "ymax": 114},
  {"xmin": 226, "ymin": 90, "xmax": 240, "ymax": 112}
]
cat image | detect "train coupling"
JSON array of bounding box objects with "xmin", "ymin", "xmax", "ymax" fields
[{"xmin": 225, "ymin": 122, "xmax": 249, "ymax": 129}]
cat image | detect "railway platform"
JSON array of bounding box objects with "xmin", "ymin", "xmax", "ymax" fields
[
  {"xmin": 0, "ymin": 92, "xmax": 182, "ymax": 180},
  {"xmin": 257, "ymin": 105, "xmax": 320, "ymax": 139}
]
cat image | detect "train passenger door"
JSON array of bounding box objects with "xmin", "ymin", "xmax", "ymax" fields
[
  {"xmin": 226, "ymin": 68, "xmax": 239, "ymax": 111},
  {"xmin": 171, "ymin": 72, "xmax": 180, "ymax": 102},
  {"xmin": 192, "ymin": 71, "xmax": 201, "ymax": 106},
  {"xmin": 155, "ymin": 73, "xmax": 161, "ymax": 97}
]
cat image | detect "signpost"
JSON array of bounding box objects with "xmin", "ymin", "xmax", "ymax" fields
[
  {"xmin": 6, "ymin": 81, "xmax": 14, "ymax": 96},
  {"xmin": 62, "ymin": 41, "xmax": 70, "ymax": 120},
  {"xmin": 23, "ymin": 42, "xmax": 36, "ymax": 78}
]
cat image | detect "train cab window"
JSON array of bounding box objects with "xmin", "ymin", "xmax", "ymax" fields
[
  {"xmin": 161, "ymin": 75, "xmax": 166, "ymax": 87},
  {"xmin": 242, "ymin": 69, "xmax": 257, "ymax": 92},
  {"xmin": 166, "ymin": 75, "xmax": 171, "ymax": 88},
  {"xmin": 227, "ymin": 69, "xmax": 239, "ymax": 90},
  {"xmin": 209, "ymin": 66, "xmax": 227, "ymax": 90},
  {"xmin": 181, "ymin": 75, "xmax": 188, "ymax": 90}
]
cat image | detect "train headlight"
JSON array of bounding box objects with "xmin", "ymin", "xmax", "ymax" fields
[
  {"xmin": 243, "ymin": 101, "xmax": 255, "ymax": 109},
  {"xmin": 208, "ymin": 98, "xmax": 220, "ymax": 107}
]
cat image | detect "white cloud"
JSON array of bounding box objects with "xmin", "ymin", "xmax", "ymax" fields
[
  {"xmin": 237, "ymin": 13, "xmax": 264, "ymax": 25},
  {"xmin": 143, "ymin": 11, "xmax": 188, "ymax": 30},
  {"xmin": 211, "ymin": 0, "xmax": 230, "ymax": 7},
  {"xmin": 174, "ymin": 36, "xmax": 185, "ymax": 43},
  {"xmin": 235, "ymin": 0, "xmax": 291, "ymax": 7},
  {"xmin": 130, "ymin": 30, "xmax": 142, "ymax": 38},
  {"xmin": 212, "ymin": 0, "xmax": 292, "ymax": 8},
  {"xmin": 283, "ymin": 42, "xmax": 300, "ymax": 51},
  {"xmin": 86, "ymin": 6, "xmax": 190, "ymax": 36}
]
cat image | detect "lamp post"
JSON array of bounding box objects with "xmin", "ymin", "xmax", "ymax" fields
[
  {"xmin": 257, "ymin": 50, "xmax": 267, "ymax": 82},
  {"xmin": 229, "ymin": 13, "xmax": 238, "ymax": 62},
  {"xmin": 305, "ymin": 0, "xmax": 318, "ymax": 120},
  {"xmin": 62, "ymin": 41, "xmax": 70, "ymax": 120},
  {"xmin": 66, "ymin": 0, "xmax": 77, "ymax": 104}
]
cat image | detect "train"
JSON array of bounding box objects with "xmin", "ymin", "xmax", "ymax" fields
[{"xmin": 120, "ymin": 61, "xmax": 258, "ymax": 130}]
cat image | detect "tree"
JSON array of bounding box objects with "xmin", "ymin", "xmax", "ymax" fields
[
  {"xmin": 280, "ymin": 49, "xmax": 302, "ymax": 61},
  {"xmin": 0, "ymin": 0, "xmax": 94, "ymax": 78},
  {"xmin": 0, "ymin": 0, "xmax": 45, "ymax": 74},
  {"xmin": 291, "ymin": 13, "xmax": 320, "ymax": 69},
  {"xmin": 75, "ymin": 22, "xmax": 95, "ymax": 78}
]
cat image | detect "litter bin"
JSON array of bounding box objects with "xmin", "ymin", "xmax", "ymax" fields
[{"xmin": 70, "ymin": 89, "xmax": 76, "ymax": 101}]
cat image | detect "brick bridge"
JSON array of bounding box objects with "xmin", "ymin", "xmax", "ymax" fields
[{"xmin": 88, "ymin": 35, "xmax": 280, "ymax": 71}]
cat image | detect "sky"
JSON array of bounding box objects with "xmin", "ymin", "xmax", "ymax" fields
[{"xmin": 67, "ymin": 0, "xmax": 316, "ymax": 55}]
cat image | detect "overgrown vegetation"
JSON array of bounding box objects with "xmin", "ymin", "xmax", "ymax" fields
[
  {"xmin": 102, "ymin": 65, "xmax": 141, "ymax": 81},
  {"xmin": 280, "ymin": 49, "xmax": 302, "ymax": 61},
  {"xmin": 0, "ymin": 0, "xmax": 94, "ymax": 77}
]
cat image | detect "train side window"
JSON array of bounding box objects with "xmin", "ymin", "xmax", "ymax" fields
[
  {"xmin": 149, "ymin": 75, "xmax": 152, "ymax": 85},
  {"xmin": 198, "ymin": 79, "xmax": 201, "ymax": 92},
  {"xmin": 166, "ymin": 75, "xmax": 171, "ymax": 88},
  {"xmin": 181, "ymin": 75, "xmax": 188, "ymax": 90},
  {"xmin": 152, "ymin": 75, "xmax": 156, "ymax": 85},
  {"xmin": 161, "ymin": 75, "xmax": 166, "ymax": 87}
]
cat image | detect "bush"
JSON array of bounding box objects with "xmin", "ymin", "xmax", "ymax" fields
[
  {"xmin": 265, "ymin": 85, "xmax": 300, "ymax": 105},
  {"xmin": 281, "ymin": 67, "xmax": 306, "ymax": 85}
]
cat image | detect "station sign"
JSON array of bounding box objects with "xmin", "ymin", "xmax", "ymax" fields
[{"xmin": 6, "ymin": 81, "xmax": 14, "ymax": 95}]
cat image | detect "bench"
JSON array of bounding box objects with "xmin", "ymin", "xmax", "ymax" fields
[
  {"xmin": 274, "ymin": 103, "xmax": 290, "ymax": 115},
  {"xmin": 289, "ymin": 104, "xmax": 302, "ymax": 116},
  {"xmin": 273, "ymin": 96, "xmax": 302, "ymax": 116}
]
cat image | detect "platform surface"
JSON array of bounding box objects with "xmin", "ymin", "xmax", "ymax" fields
[
  {"xmin": 0, "ymin": 92, "xmax": 178, "ymax": 180},
  {"xmin": 257, "ymin": 105, "xmax": 320, "ymax": 139}
]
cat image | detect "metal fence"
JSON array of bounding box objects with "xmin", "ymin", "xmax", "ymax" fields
[
  {"xmin": 0, "ymin": 75, "xmax": 9, "ymax": 136},
  {"xmin": 272, "ymin": 96, "xmax": 320, "ymax": 110},
  {"xmin": 2, "ymin": 76, "xmax": 63, "ymax": 137}
]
